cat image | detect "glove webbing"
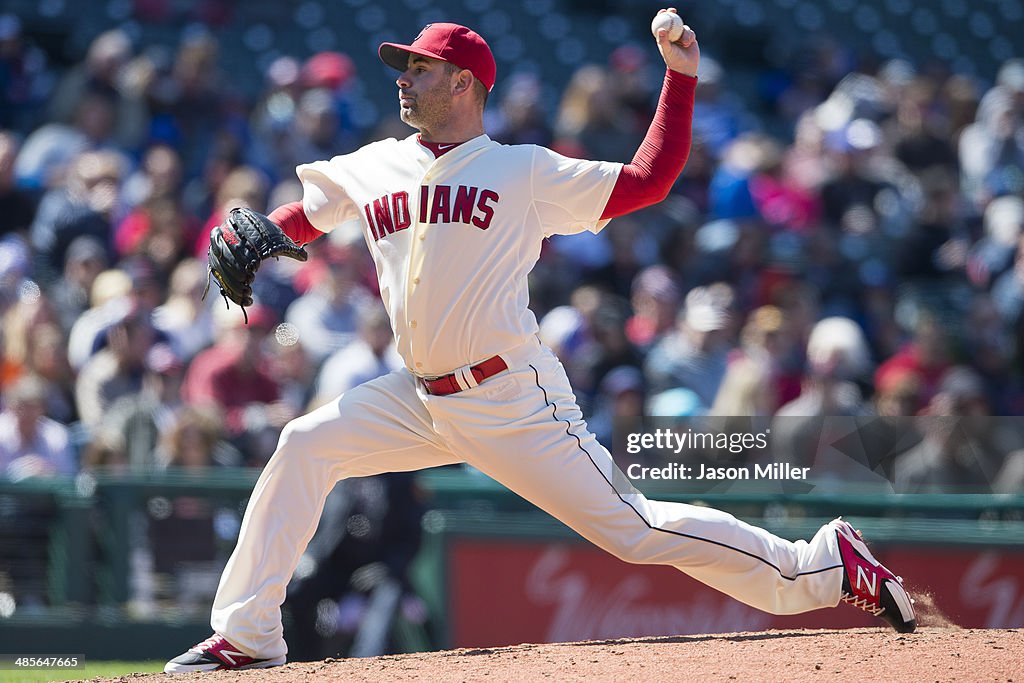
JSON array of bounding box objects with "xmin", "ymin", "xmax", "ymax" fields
[{"xmin": 201, "ymin": 265, "xmax": 250, "ymax": 325}]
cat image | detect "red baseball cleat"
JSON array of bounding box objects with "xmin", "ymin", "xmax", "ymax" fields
[
  {"xmin": 832, "ymin": 518, "xmax": 917, "ymax": 633},
  {"xmin": 164, "ymin": 634, "xmax": 286, "ymax": 673}
]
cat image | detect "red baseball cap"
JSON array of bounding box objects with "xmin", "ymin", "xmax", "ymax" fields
[{"xmin": 379, "ymin": 23, "xmax": 496, "ymax": 92}]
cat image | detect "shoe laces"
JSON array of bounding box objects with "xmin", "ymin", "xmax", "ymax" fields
[
  {"xmin": 841, "ymin": 591, "xmax": 886, "ymax": 617},
  {"xmin": 191, "ymin": 635, "xmax": 224, "ymax": 652},
  {"xmin": 841, "ymin": 573, "xmax": 906, "ymax": 618}
]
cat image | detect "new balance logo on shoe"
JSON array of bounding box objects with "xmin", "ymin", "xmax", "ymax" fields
[
  {"xmin": 832, "ymin": 518, "xmax": 917, "ymax": 633},
  {"xmin": 216, "ymin": 648, "xmax": 249, "ymax": 667},
  {"xmin": 856, "ymin": 565, "xmax": 878, "ymax": 597}
]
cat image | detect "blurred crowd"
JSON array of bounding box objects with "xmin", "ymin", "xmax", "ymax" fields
[{"xmin": 2, "ymin": 10, "xmax": 1024, "ymax": 498}]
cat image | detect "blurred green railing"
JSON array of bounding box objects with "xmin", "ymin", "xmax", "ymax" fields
[
  {"xmin": 3, "ymin": 470, "xmax": 260, "ymax": 602},
  {"xmin": 1, "ymin": 467, "xmax": 1023, "ymax": 658},
  {"xmin": 86, "ymin": 469, "xmax": 259, "ymax": 605},
  {"xmin": 3, "ymin": 467, "xmax": 1024, "ymax": 608}
]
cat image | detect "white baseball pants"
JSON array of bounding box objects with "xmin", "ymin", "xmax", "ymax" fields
[{"xmin": 211, "ymin": 337, "xmax": 844, "ymax": 659}]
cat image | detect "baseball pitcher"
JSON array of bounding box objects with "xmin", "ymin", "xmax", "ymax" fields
[{"xmin": 167, "ymin": 9, "xmax": 916, "ymax": 672}]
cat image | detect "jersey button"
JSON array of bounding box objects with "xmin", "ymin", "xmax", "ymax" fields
[
  {"xmin": 410, "ymin": 320, "xmax": 418, "ymax": 328},
  {"xmin": 416, "ymin": 362, "xmax": 423, "ymax": 369},
  {"xmin": 419, "ymin": 234, "xmax": 426, "ymax": 241},
  {"xmin": 413, "ymin": 277, "xmax": 420, "ymax": 285}
]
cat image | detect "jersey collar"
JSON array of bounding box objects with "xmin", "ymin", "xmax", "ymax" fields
[
  {"xmin": 410, "ymin": 133, "xmax": 492, "ymax": 161},
  {"xmin": 417, "ymin": 136, "xmax": 464, "ymax": 157}
]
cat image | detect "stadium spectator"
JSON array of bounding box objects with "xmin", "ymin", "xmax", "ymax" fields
[
  {"xmin": 895, "ymin": 167, "xmax": 970, "ymax": 288},
  {"xmin": 710, "ymin": 355, "xmax": 774, "ymax": 418},
  {"xmin": 992, "ymin": 232, "xmax": 1024, "ymax": 328},
  {"xmin": 0, "ymin": 131, "xmax": 36, "ymax": 237},
  {"xmin": 893, "ymin": 367, "xmax": 1004, "ymax": 493},
  {"xmin": 1, "ymin": 282, "xmax": 60, "ymax": 387},
  {"xmin": 968, "ymin": 195, "xmax": 1024, "ymax": 288},
  {"xmin": 47, "ymin": 28, "xmax": 148, "ymax": 151},
  {"xmin": 691, "ymin": 56, "xmax": 754, "ymax": 160},
  {"xmin": 819, "ymin": 119, "xmax": 890, "ymax": 233},
  {"xmin": 192, "ymin": 165, "xmax": 268, "ymax": 258},
  {"xmin": 890, "ymin": 78, "xmax": 959, "ymax": 175},
  {"xmin": 120, "ymin": 143, "xmax": 186, "ymax": 211},
  {"xmin": 874, "ymin": 313, "xmax": 952, "ymax": 407},
  {"xmin": 181, "ymin": 304, "xmax": 294, "ymax": 465},
  {"xmin": 0, "ymin": 14, "xmax": 51, "ymax": 131},
  {"xmin": 249, "ymin": 56, "xmax": 304, "ymax": 181},
  {"xmin": 74, "ymin": 300, "xmax": 156, "ymax": 430},
  {"xmin": 488, "ymin": 71, "xmax": 552, "ymax": 147},
  {"xmin": 584, "ymin": 365, "xmax": 646, "ymax": 466},
  {"xmin": 708, "ymin": 135, "xmax": 762, "ymax": 221},
  {"xmin": 15, "ymin": 91, "xmax": 127, "ymax": 192},
  {"xmin": 0, "ymin": 237, "xmax": 31, "ymax": 333},
  {"xmin": 0, "ymin": 374, "xmax": 75, "ymax": 480},
  {"xmin": 114, "ymin": 196, "xmax": 195, "ymax": 277},
  {"xmin": 625, "ymin": 265, "xmax": 681, "ymax": 349},
  {"xmin": 872, "ymin": 364, "xmax": 924, "ymax": 418},
  {"xmin": 301, "ymin": 50, "xmax": 362, "ymax": 138},
  {"xmin": 292, "ymin": 88, "xmax": 350, "ymax": 169},
  {"xmin": 152, "ymin": 257, "xmax": 215, "ymax": 361},
  {"xmin": 772, "ymin": 317, "xmax": 878, "ymax": 485},
  {"xmin": 66, "ymin": 269, "xmax": 133, "ymax": 370},
  {"xmin": 732, "ymin": 304, "xmax": 802, "ymax": 411},
  {"xmin": 284, "ymin": 242, "xmax": 373, "ymax": 364},
  {"xmin": 959, "ymin": 67, "xmax": 1024, "ymax": 210},
  {"xmin": 284, "ymin": 472, "xmax": 426, "ymax": 661},
  {"xmin": 92, "ymin": 343, "xmax": 189, "ymax": 472},
  {"xmin": 21, "ymin": 322, "xmax": 75, "ymax": 424},
  {"xmin": 148, "ymin": 28, "xmax": 225, "ymax": 178},
  {"xmin": 263, "ymin": 329, "xmax": 315, "ymax": 419},
  {"xmin": 564, "ymin": 295, "xmax": 642, "ymax": 415},
  {"xmin": 28, "ymin": 149, "xmax": 122, "ymax": 284},
  {"xmin": 582, "ymin": 217, "xmax": 653, "ymax": 301},
  {"xmin": 157, "ymin": 404, "xmax": 240, "ymax": 470},
  {"xmin": 181, "ymin": 134, "xmax": 244, "ymax": 222},
  {"xmin": 644, "ymin": 283, "xmax": 735, "ymax": 405},
  {"xmin": 49, "ymin": 235, "xmax": 108, "ymax": 331},
  {"xmin": 313, "ymin": 304, "xmax": 402, "ymax": 409},
  {"xmin": 963, "ymin": 293, "xmax": 1021, "ymax": 416},
  {"xmin": 554, "ymin": 64, "xmax": 637, "ymax": 162},
  {"xmin": 776, "ymin": 316, "xmax": 871, "ymax": 418},
  {"xmin": 784, "ymin": 112, "xmax": 830, "ymax": 194}
]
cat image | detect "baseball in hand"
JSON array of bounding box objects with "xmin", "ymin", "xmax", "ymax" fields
[{"xmin": 651, "ymin": 11, "xmax": 684, "ymax": 42}]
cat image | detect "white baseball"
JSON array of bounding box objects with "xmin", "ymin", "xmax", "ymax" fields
[{"xmin": 651, "ymin": 12, "xmax": 684, "ymax": 42}]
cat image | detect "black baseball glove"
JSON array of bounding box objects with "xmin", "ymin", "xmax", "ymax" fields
[{"xmin": 203, "ymin": 207, "xmax": 309, "ymax": 322}]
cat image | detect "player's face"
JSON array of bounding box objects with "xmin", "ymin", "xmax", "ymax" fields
[{"xmin": 396, "ymin": 55, "xmax": 453, "ymax": 130}]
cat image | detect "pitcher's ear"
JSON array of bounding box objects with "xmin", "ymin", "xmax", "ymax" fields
[{"xmin": 454, "ymin": 68, "xmax": 475, "ymax": 95}]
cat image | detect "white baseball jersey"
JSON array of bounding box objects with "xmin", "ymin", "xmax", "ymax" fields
[
  {"xmin": 296, "ymin": 133, "xmax": 621, "ymax": 376},
  {"xmin": 209, "ymin": 134, "xmax": 849, "ymax": 661}
]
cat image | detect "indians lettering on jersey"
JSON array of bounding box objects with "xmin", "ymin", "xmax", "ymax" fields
[{"xmin": 363, "ymin": 184, "xmax": 500, "ymax": 241}]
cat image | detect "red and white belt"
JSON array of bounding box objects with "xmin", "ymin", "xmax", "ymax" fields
[{"xmin": 421, "ymin": 355, "xmax": 508, "ymax": 396}]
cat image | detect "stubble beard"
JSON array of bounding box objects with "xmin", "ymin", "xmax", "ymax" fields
[{"xmin": 400, "ymin": 80, "xmax": 452, "ymax": 134}]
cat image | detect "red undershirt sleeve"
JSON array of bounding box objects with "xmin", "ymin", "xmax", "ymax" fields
[
  {"xmin": 600, "ymin": 69, "xmax": 697, "ymax": 220},
  {"xmin": 268, "ymin": 201, "xmax": 324, "ymax": 246}
]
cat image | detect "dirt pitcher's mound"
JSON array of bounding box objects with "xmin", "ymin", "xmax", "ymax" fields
[{"xmin": 83, "ymin": 628, "xmax": 1021, "ymax": 683}]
